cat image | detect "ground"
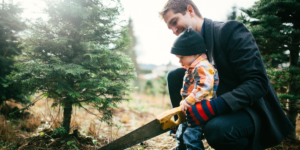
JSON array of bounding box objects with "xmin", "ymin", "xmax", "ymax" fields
[{"xmin": 0, "ymin": 92, "xmax": 300, "ymax": 150}]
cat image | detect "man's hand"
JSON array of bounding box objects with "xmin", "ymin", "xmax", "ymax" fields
[
  {"xmin": 180, "ymin": 100, "xmax": 191, "ymax": 113},
  {"xmin": 186, "ymin": 100, "xmax": 216, "ymax": 127}
]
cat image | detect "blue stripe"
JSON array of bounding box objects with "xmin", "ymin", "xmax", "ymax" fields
[
  {"xmin": 210, "ymin": 99, "xmax": 217, "ymax": 112},
  {"xmin": 192, "ymin": 105, "xmax": 205, "ymax": 123},
  {"xmin": 201, "ymin": 101, "xmax": 213, "ymax": 118}
]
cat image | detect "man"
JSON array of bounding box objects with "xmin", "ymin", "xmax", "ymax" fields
[{"xmin": 160, "ymin": 0, "xmax": 294, "ymax": 149}]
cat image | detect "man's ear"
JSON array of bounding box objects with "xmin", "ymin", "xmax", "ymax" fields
[{"xmin": 186, "ymin": 5, "xmax": 194, "ymax": 17}]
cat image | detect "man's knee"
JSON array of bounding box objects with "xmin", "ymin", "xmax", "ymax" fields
[
  {"xmin": 204, "ymin": 112, "xmax": 254, "ymax": 150},
  {"xmin": 204, "ymin": 117, "xmax": 238, "ymax": 149}
]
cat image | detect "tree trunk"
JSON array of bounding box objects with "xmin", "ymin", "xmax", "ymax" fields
[
  {"xmin": 286, "ymin": 41, "xmax": 299, "ymax": 139},
  {"xmin": 63, "ymin": 96, "xmax": 73, "ymax": 137}
]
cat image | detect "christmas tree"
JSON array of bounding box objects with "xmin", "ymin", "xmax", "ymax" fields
[
  {"xmin": 124, "ymin": 18, "xmax": 139, "ymax": 87},
  {"xmin": 8, "ymin": 0, "xmax": 135, "ymax": 135}
]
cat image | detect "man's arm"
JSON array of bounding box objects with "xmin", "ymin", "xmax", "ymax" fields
[{"xmin": 218, "ymin": 21, "xmax": 269, "ymax": 112}]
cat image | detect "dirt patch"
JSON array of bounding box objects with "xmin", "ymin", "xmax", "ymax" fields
[
  {"xmin": 266, "ymin": 136, "xmax": 300, "ymax": 150},
  {"xmin": 17, "ymin": 129, "xmax": 105, "ymax": 150},
  {"xmin": 282, "ymin": 138, "xmax": 300, "ymax": 150}
]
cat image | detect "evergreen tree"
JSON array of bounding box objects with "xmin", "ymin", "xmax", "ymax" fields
[
  {"xmin": 0, "ymin": 1, "xmax": 29, "ymax": 105},
  {"xmin": 144, "ymin": 80, "xmax": 155, "ymax": 96},
  {"xmin": 8, "ymin": 0, "xmax": 135, "ymax": 135},
  {"xmin": 227, "ymin": 5, "xmax": 237, "ymax": 20},
  {"xmin": 158, "ymin": 70, "xmax": 168, "ymax": 107},
  {"xmin": 238, "ymin": 0, "xmax": 300, "ymax": 139},
  {"xmin": 124, "ymin": 18, "xmax": 140, "ymax": 89},
  {"xmin": 125, "ymin": 18, "xmax": 139, "ymax": 76}
]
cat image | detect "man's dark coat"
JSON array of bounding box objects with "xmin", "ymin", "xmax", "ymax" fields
[{"xmin": 203, "ymin": 18, "xmax": 294, "ymax": 149}]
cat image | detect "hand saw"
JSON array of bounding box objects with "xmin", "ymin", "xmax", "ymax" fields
[{"xmin": 98, "ymin": 107, "xmax": 187, "ymax": 150}]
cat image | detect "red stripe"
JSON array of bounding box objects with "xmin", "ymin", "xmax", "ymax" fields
[
  {"xmin": 206, "ymin": 101, "xmax": 215, "ymax": 116},
  {"xmin": 196, "ymin": 103, "xmax": 209, "ymax": 121},
  {"xmin": 189, "ymin": 107, "xmax": 201, "ymax": 125}
]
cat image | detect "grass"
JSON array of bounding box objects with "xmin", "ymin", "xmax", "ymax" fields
[
  {"xmin": 0, "ymin": 92, "xmax": 177, "ymax": 149},
  {"xmin": 0, "ymin": 115, "xmax": 14, "ymax": 143}
]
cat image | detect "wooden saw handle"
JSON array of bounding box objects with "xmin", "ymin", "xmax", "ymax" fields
[{"xmin": 156, "ymin": 107, "xmax": 187, "ymax": 130}]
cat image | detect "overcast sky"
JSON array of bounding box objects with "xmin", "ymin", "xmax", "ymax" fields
[{"xmin": 15, "ymin": 0, "xmax": 259, "ymax": 66}]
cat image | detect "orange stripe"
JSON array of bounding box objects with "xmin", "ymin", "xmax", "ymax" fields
[
  {"xmin": 206, "ymin": 101, "xmax": 215, "ymax": 116},
  {"xmin": 195, "ymin": 103, "xmax": 209, "ymax": 121},
  {"xmin": 187, "ymin": 84, "xmax": 194, "ymax": 94},
  {"xmin": 197, "ymin": 67, "xmax": 206, "ymax": 85}
]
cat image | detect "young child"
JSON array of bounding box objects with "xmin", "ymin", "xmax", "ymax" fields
[{"xmin": 170, "ymin": 26, "xmax": 219, "ymax": 150}]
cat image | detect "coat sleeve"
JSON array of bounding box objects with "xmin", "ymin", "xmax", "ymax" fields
[{"xmin": 218, "ymin": 21, "xmax": 269, "ymax": 112}]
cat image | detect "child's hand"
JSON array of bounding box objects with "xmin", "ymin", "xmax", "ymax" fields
[{"xmin": 180, "ymin": 100, "xmax": 191, "ymax": 113}]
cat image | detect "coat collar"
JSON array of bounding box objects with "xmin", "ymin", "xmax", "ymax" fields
[
  {"xmin": 203, "ymin": 18, "xmax": 215, "ymax": 65},
  {"xmin": 188, "ymin": 53, "xmax": 207, "ymax": 70}
]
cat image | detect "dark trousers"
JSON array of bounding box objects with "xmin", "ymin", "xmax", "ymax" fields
[
  {"xmin": 167, "ymin": 68, "xmax": 255, "ymax": 150},
  {"xmin": 176, "ymin": 122, "xmax": 205, "ymax": 150}
]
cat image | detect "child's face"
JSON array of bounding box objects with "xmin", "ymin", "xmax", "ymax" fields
[{"xmin": 175, "ymin": 54, "xmax": 199, "ymax": 68}]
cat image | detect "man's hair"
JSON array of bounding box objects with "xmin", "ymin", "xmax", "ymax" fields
[{"xmin": 159, "ymin": 0, "xmax": 202, "ymax": 19}]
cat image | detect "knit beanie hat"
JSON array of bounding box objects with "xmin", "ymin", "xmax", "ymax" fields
[{"xmin": 171, "ymin": 26, "xmax": 207, "ymax": 56}]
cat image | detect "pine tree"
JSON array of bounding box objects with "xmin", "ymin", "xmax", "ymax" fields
[
  {"xmin": 8, "ymin": 0, "xmax": 135, "ymax": 135},
  {"xmin": 158, "ymin": 70, "xmax": 168, "ymax": 107},
  {"xmin": 238, "ymin": 0, "xmax": 300, "ymax": 139},
  {"xmin": 227, "ymin": 5, "xmax": 237, "ymax": 21},
  {"xmin": 125, "ymin": 18, "xmax": 139, "ymax": 75},
  {"xmin": 144, "ymin": 80, "xmax": 155, "ymax": 96},
  {"xmin": 124, "ymin": 18, "xmax": 139, "ymax": 87},
  {"xmin": 0, "ymin": 1, "xmax": 29, "ymax": 105}
]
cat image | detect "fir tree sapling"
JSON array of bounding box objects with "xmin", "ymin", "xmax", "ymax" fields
[
  {"xmin": 8, "ymin": 0, "xmax": 135, "ymax": 135},
  {"xmin": 227, "ymin": 5, "xmax": 237, "ymax": 21},
  {"xmin": 124, "ymin": 18, "xmax": 139, "ymax": 80}
]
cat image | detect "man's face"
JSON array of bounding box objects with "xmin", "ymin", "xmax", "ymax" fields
[
  {"xmin": 175, "ymin": 54, "xmax": 198, "ymax": 68},
  {"xmin": 163, "ymin": 9, "xmax": 193, "ymax": 36}
]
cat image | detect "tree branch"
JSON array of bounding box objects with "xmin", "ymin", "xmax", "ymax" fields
[{"xmin": 3, "ymin": 46, "xmax": 10, "ymax": 57}]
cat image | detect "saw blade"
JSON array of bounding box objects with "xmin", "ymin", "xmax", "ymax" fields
[{"xmin": 98, "ymin": 119, "xmax": 168, "ymax": 150}]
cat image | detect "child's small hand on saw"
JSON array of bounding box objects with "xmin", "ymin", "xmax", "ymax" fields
[{"xmin": 180, "ymin": 100, "xmax": 191, "ymax": 113}]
